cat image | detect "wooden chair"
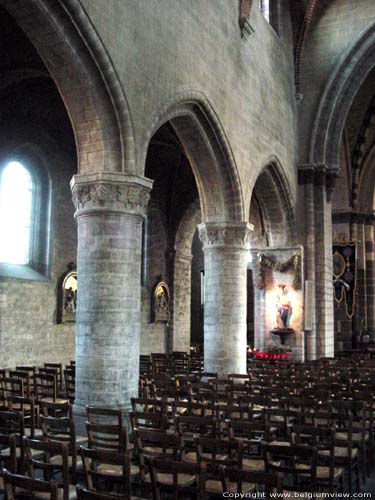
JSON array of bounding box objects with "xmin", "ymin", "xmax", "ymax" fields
[
  {"xmin": 291, "ymin": 424, "xmax": 344, "ymax": 493},
  {"xmin": 228, "ymin": 420, "xmax": 273, "ymax": 472},
  {"xmin": 0, "ymin": 410, "xmax": 26, "ymax": 473},
  {"xmin": 195, "ymin": 436, "xmax": 253, "ymax": 496},
  {"xmin": 41, "ymin": 415, "xmax": 82, "ymax": 483},
  {"xmin": 2, "ymin": 469, "xmax": 58, "ymax": 500},
  {"xmin": 134, "ymin": 429, "xmax": 181, "ymax": 483},
  {"xmin": 6, "ymin": 395, "xmax": 40, "ymax": 439},
  {"xmin": 0, "ymin": 433, "xmax": 17, "ymax": 481},
  {"xmin": 33, "ymin": 373, "xmax": 68, "ymax": 404},
  {"xmin": 223, "ymin": 468, "xmax": 282, "ymax": 498},
  {"xmin": 80, "ymin": 446, "xmax": 131, "ymax": 499},
  {"xmin": 8, "ymin": 370, "xmax": 31, "ymax": 398},
  {"xmin": 41, "ymin": 399, "xmax": 73, "ymax": 419},
  {"xmin": 86, "ymin": 422, "xmax": 129, "ymax": 453},
  {"xmin": 129, "ymin": 411, "xmax": 168, "ymax": 433},
  {"xmin": 264, "ymin": 443, "xmax": 318, "ymax": 496},
  {"xmin": 24, "ymin": 437, "xmax": 75, "ymax": 500},
  {"xmin": 150, "ymin": 458, "xmax": 206, "ymax": 500},
  {"xmin": 44, "ymin": 363, "xmax": 64, "ymax": 393},
  {"xmin": 64, "ymin": 369, "xmax": 76, "ymax": 403}
]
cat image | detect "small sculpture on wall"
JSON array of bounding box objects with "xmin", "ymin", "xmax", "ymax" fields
[
  {"xmin": 276, "ymin": 284, "xmax": 292, "ymax": 329},
  {"xmin": 151, "ymin": 277, "xmax": 170, "ymax": 323},
  {"xmin": 57, "ymin": 263, "xmax": 77, "ymax": 324}
]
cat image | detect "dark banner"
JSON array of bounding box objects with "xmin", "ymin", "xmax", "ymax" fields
[{"xmin": 333, "ymin": 243, "xmax": 356, "ymax": 319}]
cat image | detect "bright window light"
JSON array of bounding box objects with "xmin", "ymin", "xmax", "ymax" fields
[
  {"xmin": 0, "ymin": 161, "xmax": 33, "ymax": 264},
  {"xmin": 260, "ymin": 0, "xmax": 270, "ymax": 23}
]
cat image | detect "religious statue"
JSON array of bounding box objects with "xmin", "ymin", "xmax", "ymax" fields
[
  {"xmin": 275, "ymin": 284, "xmax": 292, "ymax": 329},
  {"xmin": 152, "ymin": 279, "xmax": 170, "ymax": 323}
]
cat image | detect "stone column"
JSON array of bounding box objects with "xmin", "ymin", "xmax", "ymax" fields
[
  {"xmin": 356, "ymin": 215, "xmax": 367, "ymax": 331},
  {"xmin": 198, "ymin": 222, "xmax": 252, "ymax": 375},
  {"xmin": 314, "ymin": 165, "xmax": 334, "ymax": 358},
  {"xmin": 365, "ymin": 215, "xmax": 375, "ymax": 334},
  {"xmin": 298, "ymin": 165, "xmax": 316, "ymax": 360},
  {"xmin": 172, "ymin": 251, "xmax": 193, "ymax": 352},
  {"xmin": 71, "ymin": 172, "xmax": 152, "ymax": 422}
]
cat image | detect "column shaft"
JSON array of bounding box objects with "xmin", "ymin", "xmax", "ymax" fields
[
  {"xmin": 71, "ymin": 173, "xmax": 152, "ymax": 418},
  {"xmin": 365, "ymin": 217, "xmax": 375, "ymax": 333},
  {"xmin": 198, "ymin": 222, "xmax": 251, "ymax": 375}
]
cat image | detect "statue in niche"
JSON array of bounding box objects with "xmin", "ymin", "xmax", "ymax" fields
[
  {"xmin": 57, "ymin": 263, "xmax": 77, "ymax": 324},
  {"xmin": 275, "ymin": 284, "xmax": 292, "ymax": 329},
  {"xmin": 151, "ymin": 278, "xmax": 170, "ymax": 323}
]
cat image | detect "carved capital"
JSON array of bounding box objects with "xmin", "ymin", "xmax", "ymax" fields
[
  {"xmin": 198, "ymin": 222, "xmax": 253, "ymax": 250},
  {"xmin": 71, "ymin": 173, "xmax": 153, "ymax": 218}
]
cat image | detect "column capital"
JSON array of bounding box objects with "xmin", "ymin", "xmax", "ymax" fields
[
  {"xmin": 70, "ymin": 172, "xmax": 153, "ymax": 218},
  {"xmin": 198, "ymin": 221, "xmax": 253, "ymax": 250}
]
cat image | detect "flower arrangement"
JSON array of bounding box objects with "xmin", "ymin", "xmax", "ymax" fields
[{"xmin": 250, "ymin": 343, "xmax": 292, "ymax": 360}]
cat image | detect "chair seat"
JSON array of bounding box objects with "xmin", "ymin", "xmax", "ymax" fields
[
  {"xmin": 205, "ymin": 479, "xmax": 255, "ymax": 494},
  {"xmin": 35, "ymin": 484, "xmax": 77, "ymax": 500},
  {"xmin": 242, "ymin": 457, "xmax": 265, "ymax": 472},
  {"xmin": 336, "ymin": 432, "xmax": 369, "ymax": 442},
  {"xmin": 50, "ymin": 454, "xmax": 83, "ymax": 469},
  {"xmin": 97, "ymin": 463, "xmax": 139, "ymax": 477},
  {"xmin": 183, "ymin": 451, "xmax": 227, "ymax": 462},
  {"xmin": 39, "ymin": 398, "xmax": 70, "ymax": 404},
  {"xmin": 297, "ymin": 463, "xmax": 343, "ymax": 479},
  {"xmin": 0, "ymin": 447, "xmax": 43, "ymax": 459},
  {"xmin": 319, "ymin": 447, "xmax": 358, "ymax": 459},
  {"xmin": 25, "ymin": 428, "xmax": 44, "ymax": 438},
  {"xmin": 144, "ymin": 472, "xmax": 195, "ymax": 486}
]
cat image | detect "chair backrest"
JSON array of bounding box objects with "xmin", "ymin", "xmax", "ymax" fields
[
  {"xmin": 24, "ymin": 437, "xmax": 70, "ymax": 500},
  {"xmin": 264, "ymin": 443, "xmax": 317, "ymax": 493},
  {"xmin": 86, "ymin": 406, "xmax": 123, "ymax": 427},
  {"xmin": 44, "ymin": 363, "xmax": 63, "ymax": 389},
  {"xmin": 41, "ymin": 400, "xmax": 73, "ymax": 419},
  {"xmin": 2, "ymin": 469, "xmax": 58, "ymax": 500},
  {"xmin": 80, "ymin": 446, "xmax": 131, "ymax": 500},
  {"xmin": 6, "ymin": 396, "xmax": 37, "ymax": 439},
  {"xmin": 8, "ymin": 371, "xmax": 31, "ymax": 398},
  {"xmin": 134, "ymin": 429, "xmax": 181, "ymax": 481},
  {"xmin": 86, "ymin": 421, "xmax": 129, "ymax": 452},
  {"xmin": 129, "ymin": 410, "xmax": 167, "ymax": 432},
  {"xmin": 76, "ymin": 485, "xmax": 122, "ymax": 500},
  {"xmin": 0, "ymin": 377, "xmax": 24, "ymax": 398},
  {"xmin": 32, "ymin": 373, "xmax": 57, "ymax": 402},
  {"xmin": 0, "ymin": 433, "xmax": 17, "ymax": 473},
  {"xmin": 175, "ymin": 415, "xmax": 218, "ymax": 440},
  {"xmin": 150, "ymin": 458, "xmax": 206, "ymax": 500},
  {"xmin": 41, "ymin": 415, "xmax": 78, "ymax": 481},
  {"xmin": 195, "ymin": 436, "xmax": 243, "ymax": 469},
  {"xmin": 223, "ymin": 468, "xmax": 282, "ymax": 496}
]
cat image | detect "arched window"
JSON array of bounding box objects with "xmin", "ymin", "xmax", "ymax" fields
[
  {"xmin": 0, "ymin": 161, "xmax": 34, "ymax": 264},
  {"xmin": 0, "ymin": 151, "xmax": 51, "ymax": 279},
  {"xmin": 259, "ymin": 0, "xmax": 270, "ymax": 23}
]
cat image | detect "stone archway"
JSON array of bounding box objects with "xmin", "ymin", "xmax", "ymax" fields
[
  {"xmin": 144, "ymin": 93, "xmax": 250, "ymax": 375},
  {"xmin": 310, "ymin": 19, "xmax": 375, "ymax": 173},
  {"xmin": 251, "ymin": 158, "xmax": 296, "ymax": 247},
  {"xmin": 172, "ymin": 200, "xmax": 202, "ymax": 353},
  {"xmin": 0, "ymin": 1, "xmax": 151, "ymax": 420},
  {"xmin": 248, "ymin": 160, "xmax": 303, "ymax": 358},
  {"xmin": 0, "ymin": 0, "xmax": 135, "ymax": 174}
]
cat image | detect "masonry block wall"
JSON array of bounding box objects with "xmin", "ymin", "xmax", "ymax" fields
[
  {"xmin": 0, "ymin": 142, "xmax": 77, "ymax": 367},
  {"xmin": 80, "ymin": 0, "xmax": 297, "ymax": 209}
]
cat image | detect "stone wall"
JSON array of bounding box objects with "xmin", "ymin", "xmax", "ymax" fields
[
  {"xmin": 0, "ymin": 146, "xmax": 76, "ymax": 368},
  {"xmin": 80, "ymin": 0, "xmax": 297, "ymax": 211}
]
